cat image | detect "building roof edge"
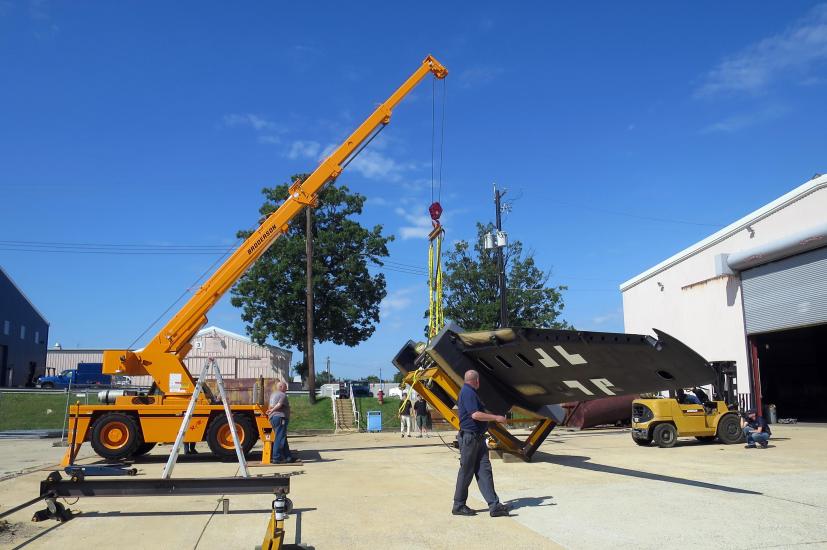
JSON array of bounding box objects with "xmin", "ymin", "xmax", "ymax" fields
[
  {"xmin": 0, "ymin": 265, "xmax": 50, "ymax": 325},
  {"xmin": 620, "ymin": 174, "xmax": 827, "ymax": 292}
]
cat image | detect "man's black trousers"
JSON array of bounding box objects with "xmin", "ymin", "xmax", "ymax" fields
[{"xmin": 453, "ymin": 430, "xmax": 499, "ymax": 511}]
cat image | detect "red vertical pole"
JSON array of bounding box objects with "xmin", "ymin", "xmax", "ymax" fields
[{"xmin": 749, "ymin": 337, "xmax": 762, "ymax": 413}]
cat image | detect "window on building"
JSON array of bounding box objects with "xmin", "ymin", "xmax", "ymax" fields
[
  {"xmin": 35, "ymin": 331, "xmax": 40, "ymax": 344},
  {"xmin": 20, "ymin": 325, "xmax": 26, "ymax": 340},
  {"xmin": 3, "ymin": 320, "xmax": 8, "ymax": 335}
]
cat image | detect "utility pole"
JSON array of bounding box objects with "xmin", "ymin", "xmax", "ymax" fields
[
  {"xmin": 494, "ymin": 185, "xmax": 508, "ymax": 328},
  {"xmin": 306, "ymin": 207, "xmax": 316, "ymax": 404},
  {"xmin": 326, "ymin": 356, "xmax": 331, "ymax": 386}
]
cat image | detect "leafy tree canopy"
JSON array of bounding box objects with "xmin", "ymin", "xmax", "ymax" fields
[
  {"xmin": 292, "ymin": 359, "xmax": 337, "ymax": 387},
  {"xmin": 231, "ymin": 175, "xmax": 393, "ymax": 352},
  {"xmin": 441, "ymin": 222, "xmax": 571, "ymax": 331}
]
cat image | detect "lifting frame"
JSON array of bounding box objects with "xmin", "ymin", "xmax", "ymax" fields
[
  {"xmin": 403, "ymin": 364, "xmax": 556, "ymax": 461},
  {"xmin": 1, "ymin": 471, "xmax": 291, "ymax": 548}
]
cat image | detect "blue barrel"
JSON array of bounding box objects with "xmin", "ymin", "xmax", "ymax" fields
[{"xmin": 367, "ymin": 410, "xmax": 383, "ymax": 432}]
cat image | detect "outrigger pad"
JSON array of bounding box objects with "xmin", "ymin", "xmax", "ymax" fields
[{"xmin": 393, "ymin": 324, "xmax": 713, "ymax": 418}]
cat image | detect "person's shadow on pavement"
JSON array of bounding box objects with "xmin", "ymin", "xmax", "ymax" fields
[{"xmin": 502, "ymin": 495, "xmax": 556, "ymax": 511}]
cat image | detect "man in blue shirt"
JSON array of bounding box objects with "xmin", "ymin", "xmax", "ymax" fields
[
  {"xmin": 741, "ymin": 410, "xmax": 771, "ymax": 448},
  {"xmin": 452, "ymin": 369, "xmax": 510, "ymax": 517}
]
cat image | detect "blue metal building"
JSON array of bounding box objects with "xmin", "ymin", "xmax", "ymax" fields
[{"xmin": 0, "ymin": 266, "xmax": 49, "ymax": 387}]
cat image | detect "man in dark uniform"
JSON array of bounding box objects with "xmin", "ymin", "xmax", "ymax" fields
[
  {"xmin": 741, "ymin": 409, "xmax": 771, "ymax": 448},
  {"xmin": 452, "ymin": 369, "xmax": 510, "ymax": 517}
]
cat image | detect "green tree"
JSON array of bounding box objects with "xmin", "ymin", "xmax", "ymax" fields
[
  {"xmin": 316, "ymin": 371, "xmax": 336, "ymax": 386},
  {"xmin": 441, "ymin": 222, "xmax": 571, "ymax": 331},
  {"xmin": 392, "ymin": 371, "xmax": 405, "ymax": 384},
  {"xmin": 294, "ymin": 360, "xmax": 336, "ymax": 388},
  {"xmin": 365, "ymin": 375, "xmax": 380, "ymax": 383},
  {"xmin": 231, "ymin": 175, "xmax": 393, "ymax": 399}
]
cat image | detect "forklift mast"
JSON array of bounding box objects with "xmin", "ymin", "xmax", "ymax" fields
[
  {"xmin": 709, "ymin": 360, "xmax": 738, "ymax": 407},
  {"xmin": 101, "ymin": 56, "xmax": 448, "ymax": 395}
]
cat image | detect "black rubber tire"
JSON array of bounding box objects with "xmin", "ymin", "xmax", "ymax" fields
[
  {"xmin": 632, "ymin": 435, "xmax": 652, "ymax": 446},
  {"xmin": 652, "ymin": 423, "xmax": 678, "ymax": 448},
  {"xmin": 41, "ymin": 383, "xmax": 54, "ymax": 389},
  {"xmin": 90, "ymin": 412, "xmax": 142, "ymax": 461},
  {"xmin": 695, "ymin": 436, "xmax": 716, "ymax": 443},
  {"xmin": 132, "ymin": 442, "xmax": 157, "ymax": 457},
  {"xmin": 206, "ymin": 414, "xmax": 257, "ymax": 459},
  {"xmin": 716, "ymin": 414, "xmax": 744, "ymax": 444}
]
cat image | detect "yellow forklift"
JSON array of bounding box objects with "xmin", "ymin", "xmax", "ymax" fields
[{"xmin": 631, "ymin": 361, "xmax": 744, "ymax": 448}]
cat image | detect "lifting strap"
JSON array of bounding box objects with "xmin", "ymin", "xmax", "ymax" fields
[{"xmin": 427, "ymin": 202, "xmax": 444, "ymax": 339}]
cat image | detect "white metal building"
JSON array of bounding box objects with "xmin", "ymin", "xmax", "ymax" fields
[
  {"xmin": 47, "ymin": 326, "xmax": 291, "ymax": 387},
  {"xmin": 621, "ymin": 174, "xmax": 827, "ymax": 421}
]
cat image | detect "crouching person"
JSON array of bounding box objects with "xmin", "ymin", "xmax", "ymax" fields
[{"xmin": 741, "ymin": 409, "xmax": 771, "ymax": 449}]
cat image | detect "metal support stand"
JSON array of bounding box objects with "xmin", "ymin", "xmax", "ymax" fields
[
  {"xmin": 162, "ymin": 359, "xmax": 249, "ymax": 479},
  {"xmin": 260, "ymin": 494, "xmax": 293, "ymax": 550}
]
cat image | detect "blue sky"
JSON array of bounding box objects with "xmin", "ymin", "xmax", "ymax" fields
[{"xmin": 1, "ymin": 2, "xmax": 826, "ymax": 380}]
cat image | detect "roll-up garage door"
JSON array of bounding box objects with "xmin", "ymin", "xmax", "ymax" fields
[{"xmin": 742, "ymin": 246, "xmax": 827, "ymax": 334}]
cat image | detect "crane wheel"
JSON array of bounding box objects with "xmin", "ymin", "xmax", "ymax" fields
[
  {"xmin": 132, "ymin": 442, "xmax": 157, "ymax": 457},
  {"xmin": 206, "ymin": 415, "xmax": 257, "ymax": 459},
  {"xmin": 90, "ymin": 412, "xmax": 142, "ymax": 461}
]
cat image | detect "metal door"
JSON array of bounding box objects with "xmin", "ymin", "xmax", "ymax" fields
[{"xmin": 742, "ymin": 246, "xmax": 827, "ymax": 334}]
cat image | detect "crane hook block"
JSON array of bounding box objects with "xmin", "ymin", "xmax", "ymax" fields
[{"xmin": 429, "ymin": 202, "xmax": 443, "ymax": 221}]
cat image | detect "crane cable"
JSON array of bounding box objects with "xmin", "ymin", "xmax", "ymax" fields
[{"xmin": 428, "ymin": 76, "xmax": 447, "ymax": 339}]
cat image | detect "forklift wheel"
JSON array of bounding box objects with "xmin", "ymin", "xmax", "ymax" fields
[
  {"xmin": 716, "ymin": 414, "xmax": 744, "ymax": 444},
  {"xmin": 652, "ymin": 423, "xmax": 678, "ymax": 448}
]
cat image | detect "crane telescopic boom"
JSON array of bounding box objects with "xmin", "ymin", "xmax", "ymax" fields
[{"xmin": 103, "ymin": 55, "xmax": 448, "ymax": 394}]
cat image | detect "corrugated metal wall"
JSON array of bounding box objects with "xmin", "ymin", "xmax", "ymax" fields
[
  {"xmin": 45, "ymin": 328, "xmax": 291, "ymax": 387},
  {"xmin": 46, "ymin": 350, "xmax": 104, "ymax": 373},
  {"xmin": 742, "ymin": 246, "xmax": 827, "ymax": 334}
]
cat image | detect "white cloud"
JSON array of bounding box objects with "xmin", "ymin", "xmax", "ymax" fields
[
  {"xmin": 589, "ymin": 309, "xmax": 622, "ymax": 327},
  {"xmin": 287, "ymin": 140, "xmax": 321, "ymax": 160},
  {"xmin": 223, "ymin": 113, "xmax": 278, "ymax": 131},
  {"xmin": 315, "ymin": 140, "xmax": 419, "ymax": 183},
  {"xmin": 350, "ymin": 149, "xmax": 415, "ymax": 181},
  {"xmin": 366, "ymin": 197, "xmax": 390, "ymax": 206},
  {"xmin": 380, "ymin": 287, "xmax": 416, "ymax": 320},
  {"xmin": 697, "ymin": 4, "xmax": 827, "ymax": 97},
  {"xmin": 29, "ymin": 0, "xmax": 49, "ymax": 20},
  {"xmin": 395, "ymin": 206, "xmax": 435, "ymax": 240},
  {"xmin": 258, "ymin": 135, "xmax": 281, "ymax": 145},
  {"xmin": 700, "ymin": 104, "xmax": 789, "ymax": 134},
  {"xmin": 457, "ymin": 66, "xmax": 504, "ymax": 89}
]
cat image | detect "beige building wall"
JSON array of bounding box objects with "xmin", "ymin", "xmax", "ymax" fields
[
  {"xmin": 46, "ymin": 326, "xmax": 291, "ymax": 387},
  {"xmin": 621, "ymin": 175, "xmax": 827, "ymax": 397}
]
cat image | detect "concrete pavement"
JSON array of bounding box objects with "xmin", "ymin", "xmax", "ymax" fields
[{"xmin": 0, "ymin": 425, "xmax": 825, "ymax": 549}]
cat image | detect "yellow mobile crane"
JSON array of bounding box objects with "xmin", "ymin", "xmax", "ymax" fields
[{"xmin": 62, "ymin": 55, "xmax": 448, "ymax": 465}]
